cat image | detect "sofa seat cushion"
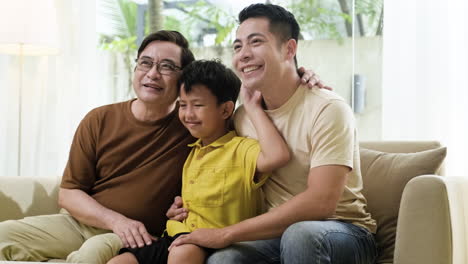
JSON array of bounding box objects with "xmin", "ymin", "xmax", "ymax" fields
[{"xmin": 360, "ymin": 147, "xmax": 447, "ymax": 263}]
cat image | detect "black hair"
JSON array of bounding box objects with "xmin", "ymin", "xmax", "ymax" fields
[
  {"xmin": 239, "ymin": 3, "xmax": 300, "ymax": 66},
  {"xmin": 178, "ymin": 59, "xmax": 241, "ymax": 104},
  {"xmin": 137, "ymin": 30, "xmax": 195, "ymax": 69}
]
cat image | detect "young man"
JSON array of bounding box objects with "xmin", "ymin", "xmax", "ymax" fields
[
  {"xmin": 168, "ymin": 4, "xmax": 378, "ymax": 264},
  {"xmin": 107, "ymin": 59, "xmax": 290, "ymax": 264}
]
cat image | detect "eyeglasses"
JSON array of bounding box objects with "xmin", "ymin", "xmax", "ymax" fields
[{"xmin": 135, "ymin": 58, "xmax": 182, "ymax": 75}]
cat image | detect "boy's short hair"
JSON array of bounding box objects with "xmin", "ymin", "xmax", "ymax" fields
[
  {"xmin": 238, "ymin": 4, "xmax": 300, "ymax": 67},
  {"xmin": 178, "ymin": 59, "xmax": 241, "ymax": 104}
]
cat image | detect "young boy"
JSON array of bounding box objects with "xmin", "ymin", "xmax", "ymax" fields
[{"xmin": 107, "ymin": 59, "xmax": 290, "ymax": 264}]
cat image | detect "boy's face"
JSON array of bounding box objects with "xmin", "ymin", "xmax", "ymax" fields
[{"xmin": 179, "ymin": 84, "xmax": 232, "ymax": 146}]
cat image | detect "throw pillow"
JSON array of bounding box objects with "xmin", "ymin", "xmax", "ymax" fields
[{"xmin": 360, "ymin": 147, "xmax": 447, "ymax": 263}]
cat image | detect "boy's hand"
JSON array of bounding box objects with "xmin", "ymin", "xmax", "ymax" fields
[
  {"xmin": 298, "ymin": 67, "xmax": 333, "ymax": 90},
  {"xmin": 166, "ymin": 196, "xmax": 188, "ymax": 221},
  {"xmin": 240, "ymin": 85, "xmax": 263, "ymax": 110}
]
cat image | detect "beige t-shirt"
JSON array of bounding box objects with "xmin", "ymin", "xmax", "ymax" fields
[{"xmin": 234, "ymin": 85, "xmax": 376, "ymax": 233}]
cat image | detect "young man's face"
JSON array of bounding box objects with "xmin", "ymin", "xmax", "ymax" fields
[
  {"xmin": 178, "ymin": 84, "xmax": 232, "ymax": 146},
  {"xmin": 133, "ymin": 41, "xmax": 182, "ymax": 107},
  {"xmin": 232, "ymin": 17, "xmax": 286, "ymax": 90}
]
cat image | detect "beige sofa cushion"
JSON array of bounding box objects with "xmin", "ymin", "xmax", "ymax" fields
[
  {"xmin": 0, "ymin": 177, "xmax": 60, "ymax": 221},
  {"xmin": 360, "ymin": 147, "xmax": 447, "ymax": 264}
]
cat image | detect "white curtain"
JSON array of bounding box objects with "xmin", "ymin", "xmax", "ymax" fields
[
  {"xmin": 382, "ymin": 0, "xmax": 468, "ymax": 176},
  {"xmin": 0, "ymin": 0, "xmax": 118, "ymax": 178}
]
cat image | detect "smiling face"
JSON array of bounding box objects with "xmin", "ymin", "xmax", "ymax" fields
[
  {"xmin": 133, "ymin": 41, "xmax": 182, "ymax": 108},
  {"xmin": 178, "ymin": 84, "xmax": 233, "ymax": 146},
  {"xmin": 233, "ymin": 17, "xmax": 288, "ymax": 91}
]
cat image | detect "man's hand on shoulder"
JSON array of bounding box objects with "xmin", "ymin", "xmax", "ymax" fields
[
  {"xmin": 298, "ymin": 67, "xmax": 333, "ymax": 90},
  {"xmin": 111, "ymin": 215, "xmax": 156, "ymax": 248}
]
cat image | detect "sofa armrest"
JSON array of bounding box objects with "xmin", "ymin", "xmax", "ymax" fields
[
  {"xmin": 0, "ymin": 176, "xmax": 61, "ymax": 221},
  {"xmin": 444, "ymin": 176, "xmax": 468, "ymax": 264},
  {"xmin": 394, "ymin": 175, "xmax": 468, "ymax": 264}
]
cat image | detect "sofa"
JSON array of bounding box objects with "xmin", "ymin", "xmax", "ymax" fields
[{"xmin": 0, "ymin": 141, "xmax": 465, "ymax": 263}]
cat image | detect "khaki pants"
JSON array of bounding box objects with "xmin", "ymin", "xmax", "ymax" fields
[{"xmin": 0, "ymin": 211, "xmax": 122, "ymax": 263}]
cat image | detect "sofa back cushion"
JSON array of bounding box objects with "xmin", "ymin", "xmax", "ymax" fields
[
  {"xmin": 360, "ymin": 147, "xmax": 447, "ymax": 263},
  {"xmin": 0, "ymin": 176, "xmax": 60, "ymax": 221}
]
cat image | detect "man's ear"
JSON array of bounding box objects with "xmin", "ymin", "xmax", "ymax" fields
[
  {"xmin": 285, "ymin": 39, "xmax": 297, "ymax": 61},
  {"xmin": 222, "ymin": 101, "xmax": 235, "ymax": 120}
]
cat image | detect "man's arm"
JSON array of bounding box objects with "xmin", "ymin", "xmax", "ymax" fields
[
  {"xmin": 169, "ymin": 165, "xmax": 349, "ymax": 249},
  {"xmin": 59, "ymin": 188, "xmax": 155, "ymax": 248},
  {"xmin": 241, "ymin": 86, "xmax": 290, "ymax": 173},
  {"xmin": 60, "ymin": 110, "xmax": 155, "ymax": 249}
]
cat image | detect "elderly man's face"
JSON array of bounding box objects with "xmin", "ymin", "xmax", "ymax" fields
[{"xmin": 133, "ymin": 41, "xmax": 182, "ymax": 107}]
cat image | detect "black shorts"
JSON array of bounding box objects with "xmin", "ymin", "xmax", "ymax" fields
[{"xmin": 119, "ymin": 232, "xmax": 188, "ymax": 264}]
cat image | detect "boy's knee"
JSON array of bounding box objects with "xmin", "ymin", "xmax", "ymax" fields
[
  {"xmin": 168, "ymin": 244, "xmax": 205, "ymax": 264},
  {"xmin": 168, "ymin": 245, "xmax": 191, "ymax": 262},
  {"xmin": 168, "ymin": 246, "xmax": 184, "ymax": 262},
  {"xmin": 106, "ymin": 252, "xmax": 138, "ymax": 264}
]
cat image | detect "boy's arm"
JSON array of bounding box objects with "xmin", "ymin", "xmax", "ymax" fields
[{"xmin": 241, "ymin": 87, "xmax": 290, "ymax": 173}]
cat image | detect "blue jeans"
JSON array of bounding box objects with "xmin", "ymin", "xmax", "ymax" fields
[{"xmin": 206, "ymin": 220, "xmax": 377, "ymax": 264}]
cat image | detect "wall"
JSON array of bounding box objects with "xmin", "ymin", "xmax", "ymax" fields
[{"xmin": 192, "ymin": 36, "xmax": 383, "ymax": 141}]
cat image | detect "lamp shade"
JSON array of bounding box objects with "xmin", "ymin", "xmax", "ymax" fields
[{"xmin": 0, "ymin": 0, "xmax": 60, "ymax": 55}]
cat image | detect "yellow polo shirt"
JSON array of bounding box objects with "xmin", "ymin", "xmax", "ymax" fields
[{"xmin": 167, "ymin": 130, "xmax": 269, "ymax": 236}]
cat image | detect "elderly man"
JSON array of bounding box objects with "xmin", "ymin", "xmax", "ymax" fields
[{"xmin": 0, "ymin": 30, "xmax": 195, "ymax": 263}]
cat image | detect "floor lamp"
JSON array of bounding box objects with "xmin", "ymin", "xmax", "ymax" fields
[{"xmin": 0, "ymin": 0, "xmax": 59, "ymax": 176}]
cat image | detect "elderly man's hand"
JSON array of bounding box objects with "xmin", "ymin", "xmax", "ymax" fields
[
  {"xmin": 298, "ymin": 67, "xmax": 333, "ymax": 90},
  {"xmin": 166, "ymin": 196, "xmax": 188, "ymax": 221},
  {"xmin": 111, "ymin": 216, "xmax": 156, "ymax": 248}
]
